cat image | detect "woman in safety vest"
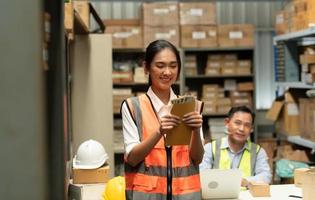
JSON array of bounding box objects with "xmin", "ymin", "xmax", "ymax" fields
[{"xmin": 121, "ymin": 40, "xmax": 204, "ymax": 200}]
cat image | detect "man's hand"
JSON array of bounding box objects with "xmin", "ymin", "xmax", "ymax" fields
[{"xmin": 241, "ymin": 178, "xmax": 249, "ymax": 188}]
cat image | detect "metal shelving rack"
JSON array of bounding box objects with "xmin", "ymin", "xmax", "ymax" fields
[{"xmin": 273, "ymin": 26, "xmax": 315, "ymax": 150}]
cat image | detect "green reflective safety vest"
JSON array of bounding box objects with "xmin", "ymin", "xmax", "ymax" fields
[{"xmin": 211, "ymin": 138, "xmax": 260, "ymax": 178}]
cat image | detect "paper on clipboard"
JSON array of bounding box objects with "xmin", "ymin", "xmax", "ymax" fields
[{"xmin": 165, "ymin": 96, "xmax": 196, "ymax": 146}]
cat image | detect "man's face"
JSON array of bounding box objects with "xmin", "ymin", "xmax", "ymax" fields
[{"xmin": 225, "ymin": 111, "xmax": 253, "ymax": 144}]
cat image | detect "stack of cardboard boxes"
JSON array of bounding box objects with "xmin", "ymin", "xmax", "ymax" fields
[
  {"xmin": 143, "ymin": 2, "xmax": 180, "ymax": 48},
  {"xmin": 275, "ymin": 0, "xmax": 315, "ymax": 34},
  {"xmin": 180, "ymin": 2, "xmax": 217, "ymax": 48}
]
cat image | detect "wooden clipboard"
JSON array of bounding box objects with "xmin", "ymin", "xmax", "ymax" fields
[{"xmin": 165, "ymin": 96, "xmax": 196, "ymax": 146}]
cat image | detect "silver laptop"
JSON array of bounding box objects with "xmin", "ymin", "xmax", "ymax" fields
[{"xmin": 200, "ymin": 169, "xmax": 242, "ymax": 199}]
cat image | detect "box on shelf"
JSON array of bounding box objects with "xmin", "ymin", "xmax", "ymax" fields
[
  {"xmin": 276, "ymin": 145, "xmax": 310, "ymax": 163},
  {"xmin": 112, "ymin": 71, "xmax": 133, "ymax": 83},
  {"xmin": 221, "ymin": 61, "xmax": 237, "ymax": 75},
  {"xmin": 73, "ymin": 0, "xmax": 90, "ymax": 29},
  {"xmin": 179, "ymin": 2, "xmax": 216, "ymax": 25},
  {"xmin": 275, "ymin": 10, "xmax": 288, "ymax": 35},
  {"xmin": 237, "ymin": 60, "xmax": 251, "ymax": 75},
  {"xmin": 142, "ymin": 2, "xmax": 179, "ymax": 26},
  {"xmin": 300, "ymin": 54, "xmax": 315, "ymax": 64},
  {"xmin": 104, "ymin": 19, "xmax": 142, "ymax": 49},
  {"xmin": 218, "ymin": 24, "xmax": 254, "ymax": 47},
  {"xmin": 237, "ymin": 82, "xmax": 254, "ymax": 91},
  {"xmin": 205, "ymin": 67, "xmax": 220, "ymax": 75},
  {"xmin": 73, "ymin": 165, "xmax": 110, "ymax": 184},
  {"xmin": 299, "ymin": 98, "xmax": 315, "ymax": 142},
  {"xmin": 143, "ymin": 25, "xmax": 179, "ymax": 48},
  {"xmin": 180, "ymin": 25, "xmax": 217, "ymax": 48},
  {"xmin": 266, "ymin": 88, "xmax": 308, "ymax": 136}
]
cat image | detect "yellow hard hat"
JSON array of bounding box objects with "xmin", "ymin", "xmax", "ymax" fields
[{"xmin": 102, "ymin": 176, "xmax": 126, "ymax": 200}]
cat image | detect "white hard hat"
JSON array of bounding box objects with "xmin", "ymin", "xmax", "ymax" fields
[{"xmin": 73, "ymin": 139, "xmax": 109, "ymax": 169}]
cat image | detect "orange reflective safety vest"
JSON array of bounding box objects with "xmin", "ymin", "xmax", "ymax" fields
[{"xmin": 124, "ymin": 94, "xmax": 202, "ymax": 200}]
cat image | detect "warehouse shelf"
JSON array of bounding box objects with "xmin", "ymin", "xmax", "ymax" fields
[
  {"xmin": 182, "ymin": 47, "xmax": 254, "ymax": 52},
  {"xmin": 274, "ymin": 26, "xmax": 315, "ymax": 43},
  {"xmin": 113, "ymin": 48, "xmax": 145, "ymax": 53},
  {"xmin": 275, "ymin": 82, "xmax": 315, "ymax": 89},
  {"xmin": 186, "ymin": 74, "xmax": 253, "ymax": 79},
  {"xmin": 64, "ymin": 2, "xmax": 105, "ymax": 40},
  {"xmin": 287, "ymin": 136, "xmax": 315, "ymax": 152}
]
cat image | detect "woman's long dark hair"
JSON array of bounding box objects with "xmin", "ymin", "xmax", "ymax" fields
[{"xmin": 144, "ymin": 40, "xmax": 181, "ymax": 85}]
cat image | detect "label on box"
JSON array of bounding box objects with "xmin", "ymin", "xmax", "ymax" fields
[
  {"xmin": 287, "ymin": 103, "xmax": 299, "ymax": 115},
  {"xmin": 189, "ymin": 8, "xmax": 203, "ymax": 16},
  {"xmin": 113, "ymin": 32, "xmax": 133, "ymax": 38},
  {"xmin": 155, "ymin": 33, "xmax": 171, "ymax": 39},
  {"xmin": 192, "ymin": 31, "xmax": 206, "ymax": 39},
  {"xmin": 169, "ymin": 5, "xmax": 176, "ymax": 11},
  {"xmin": 154, "ymin": 8, "xmax": 169, "ymax": 15},
  {"xmin": 302, "ymin": 64, "xmax": 309, "ymax": 72},
  {"xmin": 229, "ymin": 31, "xmax": 243, "ymax": 39},
  {"xmin": 131, "ymin": 29, "xmax": 140, "ymax": 34},
  {"xmin": 276, "ymin": 14, "xmax": 284, "ymax": 24},
  {"xmin": 208, "ymin": 31, "xmax": 216, "ymax": 37},
  {"xmin": 169, "ymin": 29, "xmax": 176, "ymax": 36},
  {"xmin": 209, "ymin": 62, "xmax": 220, "ymax": 68}
]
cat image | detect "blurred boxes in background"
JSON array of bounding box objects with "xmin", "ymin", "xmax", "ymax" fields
[
  {"xmin": 179, "ymin": 2, "xmax": 216, "ymax": 25},
  {"xmin": 218, "ymin": 24, "xmax": 254, "ymax": 47},
  {"xmin": 105, "ymin": 19, "xmax": 142, "ymax": 49},
  {"xmin": 142, "ymin": 2, "xmax": 179, "ymax": 48},
  {"xmin": 113, "ymin": 89, "xmax": 133, "ymax": 114},
  {"xmin": 181, "ymin": 25, "xmax": 217, "ymax": 48}
]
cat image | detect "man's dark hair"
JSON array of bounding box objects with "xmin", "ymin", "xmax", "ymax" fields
[{"xmin": 227, "ymin": 106, "xmax": 255, "ymax": 123}]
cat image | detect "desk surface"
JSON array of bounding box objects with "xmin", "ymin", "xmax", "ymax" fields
[{"xmin": 239, "ymin": 184, "xmax": 302, "ymax": 200}]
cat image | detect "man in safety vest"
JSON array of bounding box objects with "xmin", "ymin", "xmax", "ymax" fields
[{"xmin": 199, "ymin": 106, "xmax": 271, "ymax": 187}]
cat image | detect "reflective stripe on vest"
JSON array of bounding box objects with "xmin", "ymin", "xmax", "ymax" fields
[
  {"xmin": 124, "ymin": 94, "xmax": 201, "ymax": 200},
  {"xmin": 212, "ymin": 138, "xmax": 260, "ymax": 178}
]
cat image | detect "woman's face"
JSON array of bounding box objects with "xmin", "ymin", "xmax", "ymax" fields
[{"xmin": 147, "ymin": 48, "xmax": 179, "ymax": 92}]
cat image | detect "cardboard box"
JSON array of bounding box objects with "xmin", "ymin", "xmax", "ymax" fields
[
  {"xmin": 276, "ymin": 144, "xmax": 310, "ymax": 163},
  {"xmin": 300, "ymin": 54, "xmax": 315, "ymax": 64},
  {"xmin": 180, "ymin": 25, "xmax": 217, "ymax": 48},
  {"xmin": 302, "ymin": 168, "xmax": 315, "ymax": 200},
  {"xmin": 142, "ymin": 2, "xmax": 178, "ymax": 26},
  {"xmin": 73, "ymin": 1, "xmax": 90, "ymax": 29},
  {"xmin": 266, "ymin": 88, "xmax": 308, "ymax": 136},
  {"xmin": 112, "ymin": 71, "xmax": 133, "ymax": 83},
  {"xmin": 143, "ymin": 25, "xmax": 179, "ymax": 48},
  {"xmin": 294, "ymin": 168, "xmax": 310, "ymax": 187},
  {"xmin": 104, "ymin": 19, "xmax": 142, "ymax": 49},
  {"xmin": 248, "ymin": 182, "xmax": 270, "ymax": 197},
  {"xmin": 73, "ymin": 165, "xmax": 110, "ymax": 184},
  {"xmin": 237, "ymin": 60, "xmax": 252, "ymax": 75},
  {"xmin": 69, "ymin": 182, "xmax": 105, "ymax": 200},
  {"xmin": 237, "ymin": 82, "xmax": 254, "ymax": 91},
  {"xmin": 218, "ymin": 24, "xmax": 254, "ymax": 47},
  {"xmin": 205, "ymin": 67, "xmax": 220, "ymax": 75},
  {"xmin": 275, "ymin": 10, "xmax": 288, "ymax": 35},
  {"xmin": 179, "ymin": 2, "xmax": 216, "ymax": 25},
  {"xmin": 299, "ymin": 98, "xmax": 315, "ymax": 142}
]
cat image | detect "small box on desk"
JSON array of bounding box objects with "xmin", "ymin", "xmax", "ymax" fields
[
  {"xmin": 73, "ymin": 165, "xmax": 110, "ymax": 184},
  {"xmin": 248, "ymin": 182, "xmax": 270, "ymax": 197}
]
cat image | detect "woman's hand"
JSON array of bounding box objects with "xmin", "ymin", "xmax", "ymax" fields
[
  {"xmin": 159, "ymin": 114, "xmax": 180, "ymax": 135},
  {"xmin": 182, "ymin": 111, "xmax": 203, "ymax": 132}
]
